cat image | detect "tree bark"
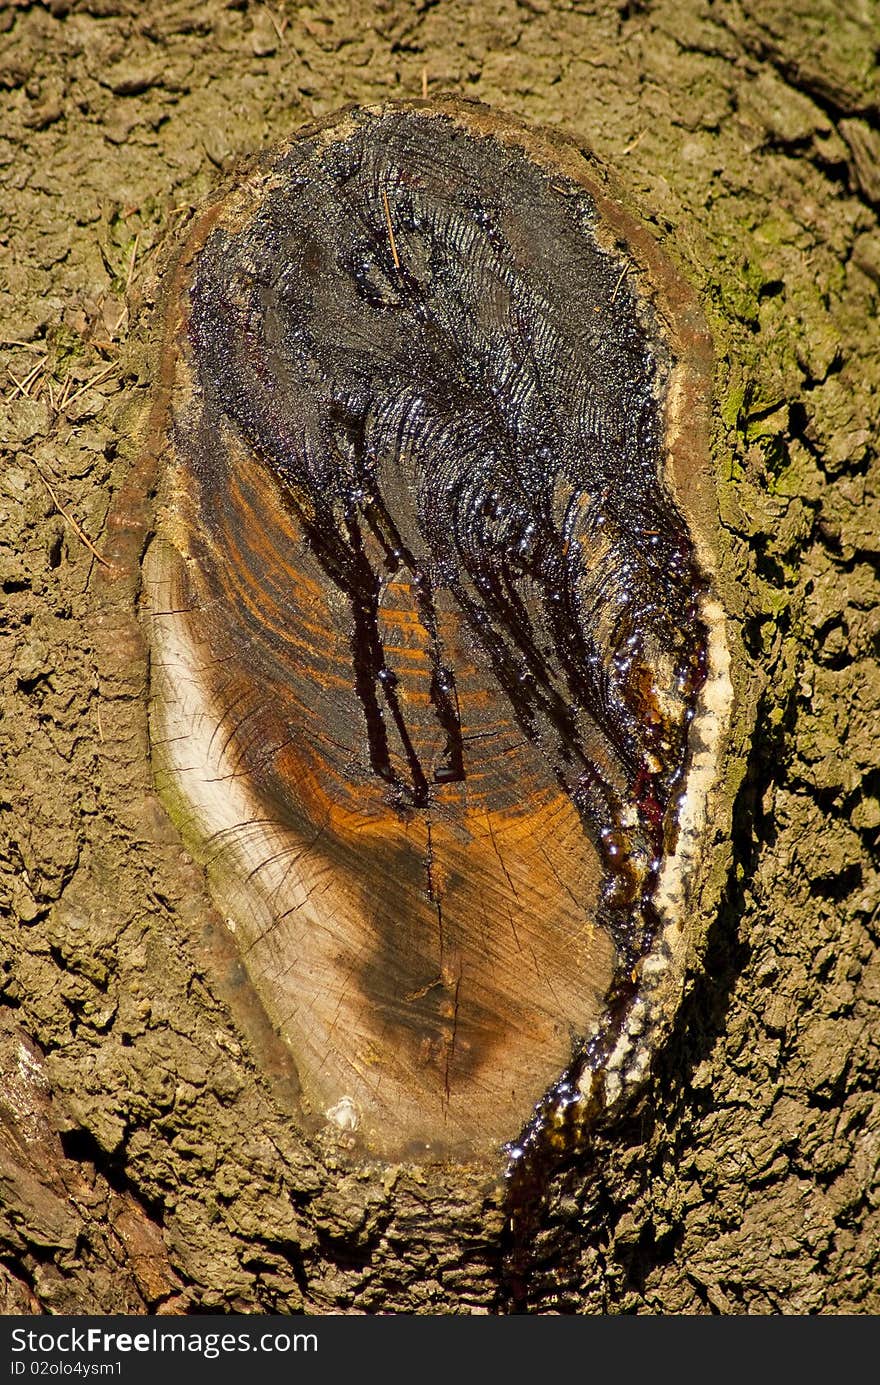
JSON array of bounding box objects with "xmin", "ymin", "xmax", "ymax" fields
[{"xmin": 0, "ymin": 0, "xmax": 878, "ymax": 1313}]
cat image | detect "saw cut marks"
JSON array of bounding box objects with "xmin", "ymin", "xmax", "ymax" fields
[{"xmin": 144, "ymin": 101, "xmax": 730, "ymax": 1162}]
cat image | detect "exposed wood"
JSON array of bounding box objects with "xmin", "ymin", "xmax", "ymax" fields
[{"xmin": 143, "ymin": 102, "xmax": 731, "ymax": 1162}]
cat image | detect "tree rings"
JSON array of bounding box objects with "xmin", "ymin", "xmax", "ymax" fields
[{"xmin": 143, "ymin": 99, "xmax": 733, "ymax": 1163}]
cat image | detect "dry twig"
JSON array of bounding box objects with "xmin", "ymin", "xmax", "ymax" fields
[
  {"xmin": 5, "ymin": 355, "xmax": 48, "ymax": 400},
  {"xmin": 30, "ymin": 461, "xmax": 116, "ymax": 571},
  {"xmin": 266, "ymin": 6, "xmax": 288, "ymax": 46},
  {"xmin": 381, "ymin": 188, "xmax": 401, "ymax": 270},
  {"xmin": 62, "ymin": 362, "xmax": 120, "ymax": 410}
]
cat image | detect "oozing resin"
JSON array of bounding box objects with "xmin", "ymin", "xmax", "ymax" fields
[{"xmin": 144, "ymin": 101, "xmax": 731, "ymax": 1162}]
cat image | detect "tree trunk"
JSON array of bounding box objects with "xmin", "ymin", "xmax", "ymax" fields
[{"xmin": 1, "ymin": 0, "xmax": 878, "ymax": 1314}]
